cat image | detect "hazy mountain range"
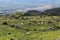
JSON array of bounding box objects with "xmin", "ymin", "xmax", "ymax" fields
[
  {"xmin": 0, "ymin": 4, "xmax": 59, "ymax": 13},
  {"xmin": 0, "ymin": 0, "xmax": 60, "ymax": 13},
  {"xmin": 24, "ymin": 7, "xmax": 60, "ymax": 16}
]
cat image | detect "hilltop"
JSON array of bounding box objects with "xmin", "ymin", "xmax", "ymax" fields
[{"xmin": 24, "ymin": 7, "xmax": 60, "ymax": 16}]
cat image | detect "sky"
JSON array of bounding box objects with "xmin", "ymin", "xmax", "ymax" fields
[{"xmin": 0, "ymin": 0, "xmax": 60, "ymax": 11}]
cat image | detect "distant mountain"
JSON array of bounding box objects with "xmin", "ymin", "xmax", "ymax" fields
[
  {"xmin": 0, "ymin": 7, "xmax": 60, "ymax": 16},
  {"xmin": 24, "ymin": 10, "xmax": 41, "ymax": 16},
  {"xmin": 41, "ymin": 7, "xmax": 60, "ymax": 16},
  {"xmin": 24, "ymin": 7, "xmax": 60, "ymax": 16}
]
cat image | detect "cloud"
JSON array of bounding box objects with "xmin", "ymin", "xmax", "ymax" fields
[
  {"xmin": 17, "ymin": 4, "xmax": 54, "ymax": 12},
  {"xmin": 26, "ymin": 5, "xmax": 53, "ymax": 10},
  {"xmin": 0, "ymin": 0, "xmax": 60, "ymax": 12}
]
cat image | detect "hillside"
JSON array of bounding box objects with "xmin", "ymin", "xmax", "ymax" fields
[
  {"xmin": 41, "ymin": 8, "xmax": 60, "ymax": 16},
  {"xmin": 24, "ymin": 10, "xmax": 41, "ymax": 16},
  {"xmin": 0, "ymin": 13, "xmax": 60, "ymax": 40},
  {"xmin": 24, "ymin": 7, "xmax": 60, "ymax": 16}
]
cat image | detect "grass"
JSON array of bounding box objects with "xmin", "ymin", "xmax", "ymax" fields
[{"xmin": 0, "ymin": 16, "xmax": 60, "ymax": 40}]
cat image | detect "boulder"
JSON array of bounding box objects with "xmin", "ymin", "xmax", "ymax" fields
[
  {"xmin": 26, "ymin": 32, "xmax": 30, "ymax": 35},
  {"xmin": 9, "ymin": 24, "xmax": 15, "ymax": 28},
  {"xmin": 8, "ymin": 32, "xmax": 11, "ymax": 35},
  {"xmin": 2, "ymin": 22, "xmax": 8, "ymax": 25},
  {"xmin": 10, "ymin": 38, "xmax": 14, "ymax": 40}
]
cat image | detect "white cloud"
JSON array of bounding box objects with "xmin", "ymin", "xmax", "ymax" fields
[
  {"xmin": 17, "ymin": 4, "xmax": 54, "ymax": 12},
  {"xmin": 26, "ymin": 5, "xmax": 53, "ymax": 11}
]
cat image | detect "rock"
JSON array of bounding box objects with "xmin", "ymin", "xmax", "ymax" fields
[
  {"xmin": 2, "ymin": 22, "xmax": 8, "ymax": 25},
  {"xmin": 48, "ymin": 21, "xmax": 53, "ymax": 24},
  {"xmin": 37, "ymin": 22, "xmax": 41, "ymax": 25},
  {"xmin": 32, "ymin": 21, "xmax": 37, "ymax": 24},
  {"xmin": 49, "ymin": 26, "xmax": 55, "ymax": 30},
  {"xmin": 10, "ymin": 38, "xmax": 14, "ymax": 40},
  {"xmin": 15, "ymin": 24, "xmax": 19, "ymax": 28},
  {"xmin": 9, "ymin": 24, "xmax": 19, "ymax": 28},
  {"xmin": 21, "ymin": 23, "xmax": 24, "ymax": 25},
  {"xmin": 41, "ymin": 21, "xmax": 44, "ymax": 24},
  {"xmin": 25, "ymin": 29, "xmax": 30, "ymax": 32},
  {"xmin": 20, "ymin": 17, "xmax": 22, "ymax": 20},
  {"xmin": 9, "ymin": 25, "xmax": 15, "ymax": 28},
  {"xmin": 21, "ymin": 17, "xmax": 25, "ymax": 20},
  {"xmin": 8, "ymin": 32, "xmax": 11, "ymax": 35},
  {"xmin": 26, "ymin": 32, "xmax": 30, "ymax": 35},
  {"xmin": 34, "ymin": 29, "xmax": 37, "ymax": 31}
]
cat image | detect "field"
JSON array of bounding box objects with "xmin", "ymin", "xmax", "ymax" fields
[{"xmin": 0, "ymin": 15, "xmax": 60, "ymax": 40}]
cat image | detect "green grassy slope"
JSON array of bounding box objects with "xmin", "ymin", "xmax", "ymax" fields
[{"xmin": 0, "ymin": 16, "xmax": 60, "ymax": 40}]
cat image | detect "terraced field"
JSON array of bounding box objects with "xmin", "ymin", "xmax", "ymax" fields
[{"xmin": 0, "ymin": 15, "xmax": 60, "ymax": 40}]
